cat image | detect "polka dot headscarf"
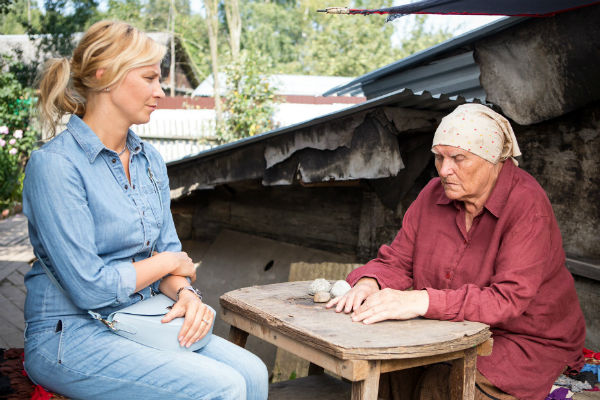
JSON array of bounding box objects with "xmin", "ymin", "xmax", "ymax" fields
[{"xmin": 432, "ymin": 104, "xmax": 522, "ymax": 166}]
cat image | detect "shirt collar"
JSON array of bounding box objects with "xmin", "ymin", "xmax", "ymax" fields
[
  {"xmin": 434, "ymin": 160, "xmax": 517, "ymax": 217},
  {"xmin": 483, "ymin": 159, "xmax": 516, "ymax": 218},
  {"xmin": 67, "ymin": 115, "xmax": 145, "ymax": 163}
]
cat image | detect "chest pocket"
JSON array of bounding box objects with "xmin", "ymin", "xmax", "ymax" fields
[{"xmin": 140, "ymin": 168, "xmax": 164, "ymax": 229}]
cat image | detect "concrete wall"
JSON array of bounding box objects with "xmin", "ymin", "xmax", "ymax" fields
[{"xmin": 515, "ymin": 100, "xmax": 600, "ymax": 349}]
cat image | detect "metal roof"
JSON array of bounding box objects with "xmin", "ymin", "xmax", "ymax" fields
[
  {"xmin": 167, "ymin": 87, "xmax": 479, "ymax": 167},
  {"xmin": 192, "ymin": 73, "xmax": 357, "ymax": 97},
  {"xmin": 323, "ymin": 16, "xmax": 528, "ymax": 99}
]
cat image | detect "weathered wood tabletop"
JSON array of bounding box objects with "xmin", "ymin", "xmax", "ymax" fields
[{"xmin": 220, "ymin": 281, "xmax": 492, "ymax": 400}]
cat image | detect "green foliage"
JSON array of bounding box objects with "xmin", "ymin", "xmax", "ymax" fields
[
  {"xmin": 0, "ymin": 0, "xmax": 43, "ymax": 34},
  {"xmin": 27, "ymin": 0, "xmax": 100, "ymax": 57},
  {"xmin": 302, "ymin": 0, "xmax": 398, "ymax": 76},
  {"xmin": 395, "ymin": 15, "xmax": 453, "ymax": 59},
  {"xmin": 238, "ymin": 0, "xmax": 452, "ymax": 77},
  {"xmin": 0, "ymin": 58, "xmax": 40, "ymax": 211},
  {"xmin": 288, "ymin": 370, "xmax": 297, "ymax": 380},
  {"xmin": 218, "ymin": 50, "xmax": 277, "ymax": 143}
]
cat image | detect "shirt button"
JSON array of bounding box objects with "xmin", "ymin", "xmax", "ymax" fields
[
  {"xmin": 132, "ymin": 184, "xmax": 136, "ymax": 189},
  {"xmin": 445, "ymin": 272, "xmax": 451, "ymax": 280},
  {"xmin": 135, "ymin": 146, "xmax": 140, "ymax": 151},
  {"xmin": 112, "ymin": 158, "xmax": 116, "ymax": 163},
  {"xmin": 146, "ymin": 240, "xmax": 150, "ymax": 246},
  {"xmin": 124, "ymin": 184, "xmax": 128, "ymax": 190}
]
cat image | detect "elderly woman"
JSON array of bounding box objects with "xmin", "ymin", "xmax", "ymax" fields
[{"xmin": 327, "ymin": 104, "xmax": 586, "ymax": 400}]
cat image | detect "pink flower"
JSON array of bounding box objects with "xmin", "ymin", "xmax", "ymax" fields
[
  {"xmin": 13, "ymin": 130, "xmax": 23, "ymax": 138},
  {"xmin": 9, "ymin": 138, "xmax": 16, "ymax": 145},
  {"xmin": 9, "ymin": 148, "xmax": 17, "ymax": 155},
  {"xmin": 0, "ymin": 126, "xmax": 8, "ymax": 135},
  {"xmin": 0, "ymin": 139, "xmax": 5, "ymax": 147}
]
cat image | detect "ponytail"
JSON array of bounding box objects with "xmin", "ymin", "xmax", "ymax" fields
[{"xmin": 38, "ymin": 58, "xmax": 85, "ymax": 137}]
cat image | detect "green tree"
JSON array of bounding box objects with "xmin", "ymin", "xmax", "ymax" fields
[
  {"xmin": 0, "ymin": 0, "xmax": 42, "ymax": 34},
  {"xmin": 241, "ymin": 2, "xmax": 305, "ymax": 73},
  {"xmin": 218, "ymin": 50, "xmax": 277, "ymax": 143},
  {"xmin": 27, "ymin": 0, "xmax": 100, "ymax": 57},
  {"xmin": 395, "ymin": 14, "xmax": 453, "ymax": 59},
  {"xmin": 301, "ymin": 0, "xmax": 398, "ymax": 76},
  {"xmin": 104, "ymin": 0, "xmax": 145, "ymax": 28}
]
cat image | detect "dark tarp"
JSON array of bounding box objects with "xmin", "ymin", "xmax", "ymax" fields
[{"xmin": 320, "ymin": 0, "xmax": 600, "ymax": 17}]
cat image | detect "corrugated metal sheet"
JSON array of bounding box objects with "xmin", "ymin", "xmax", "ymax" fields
[
  {"xmin": 361, "ymin": 52, "xmax": 486, "ymax": 101},
  {"xmin": 323, "ymin": 16, "xmax": 528, "ymax": 99},
  {"xmin": 167, "ymin": 87, "xmax": 479, "ymax": 167}
]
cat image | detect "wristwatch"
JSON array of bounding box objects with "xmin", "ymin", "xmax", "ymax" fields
[{"xmin": 176, "ymin": 286, "xmax": 203, "ymax": 301}]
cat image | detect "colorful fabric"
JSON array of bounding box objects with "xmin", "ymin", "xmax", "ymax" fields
[
  {"xmin": 347, "ymin": 160, "xmax": 586, "ymax": 400},
  {"xmin": 432, "ymin": 104, "xmax": 522, "ymax": 165},
  {"xmin": 546, "ymin": 386, "xmax": 572, "ymax": 400}
]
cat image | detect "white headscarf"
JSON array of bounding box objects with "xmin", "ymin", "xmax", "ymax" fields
[{"xmin": 432, "ymin": 104, "xmax": 521, "ymax": 165}]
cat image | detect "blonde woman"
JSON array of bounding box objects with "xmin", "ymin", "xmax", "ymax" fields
[{"xmin": 22, "ymin": 21, "xmax": 268, "ymax": 399}]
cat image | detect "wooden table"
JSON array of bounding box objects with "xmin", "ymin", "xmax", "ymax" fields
[{"xmin": 220, "ymin": 281, "xmax": 492, "ymax": 400}]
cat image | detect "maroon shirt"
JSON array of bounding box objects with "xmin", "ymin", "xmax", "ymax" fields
[{"xmin": 347, "ymin": 160, "xmax": 585, "ymax": 400}]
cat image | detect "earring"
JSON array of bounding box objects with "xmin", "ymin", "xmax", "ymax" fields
[{"xmin": 105, "ymin": 87, "xmax": 110, "ymax": 92}]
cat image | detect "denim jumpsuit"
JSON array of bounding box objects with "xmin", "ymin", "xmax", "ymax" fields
[{"xmin": 22, "ymin": 116, "xmax": 268, "ymax": 400}]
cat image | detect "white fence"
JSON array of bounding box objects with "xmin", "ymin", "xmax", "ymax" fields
[{"xmin": 132, "ymin": 109, "xmax": 218, "ymax": 162}]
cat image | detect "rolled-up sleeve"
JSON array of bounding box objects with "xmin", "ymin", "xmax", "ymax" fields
[{"xmin": 24, "ymin": 150, "xmax": 136, "ymax": 310}]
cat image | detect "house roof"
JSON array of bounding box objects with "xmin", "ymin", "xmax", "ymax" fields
[
  {"xmin": 168, "ymin": 87, "xmax": 478, "ymax": 167},
  {"xmin": 192, "ymin": 74, "xmax": 358, "ymax": 97},
  {"xmin": 322, "ymin": 16, "xmax": 528, "ymax": 99}
]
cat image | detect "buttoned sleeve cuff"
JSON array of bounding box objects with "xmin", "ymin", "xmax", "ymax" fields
[
  {"xmin": 114, "ymin": 261, "xmax": 137, "ymax": 304},
  {"xmin": 423, "ymin": 287, "xmax": 447, "ymax": 320},
  {"xmin": 150, "ymin": 278, "xmax": 162, "ymax": 294}
]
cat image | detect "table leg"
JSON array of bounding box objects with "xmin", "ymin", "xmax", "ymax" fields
[
  {"xmin": 351, "ymin": 360, "xmax": 380, "ymax": 400},
  {"xmin": 449, "ymin": 347, "xmax": 477, "ymax": 400},
  {"xmin": 228, "ymin": 325, "xmax": 249, "ymax": 347}
]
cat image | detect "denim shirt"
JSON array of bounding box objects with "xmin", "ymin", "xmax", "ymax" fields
[{"xmin": 22, "ymin": 115, "xmax": 181, "ymax": 324}]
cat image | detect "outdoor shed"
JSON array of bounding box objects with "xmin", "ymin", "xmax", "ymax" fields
[{"xmin": 166, "ymin": 6, "xmax": 600, "ymax": 377}]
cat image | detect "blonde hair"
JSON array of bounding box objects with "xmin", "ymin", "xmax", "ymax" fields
[{"xmin": 38, "ymin": 20, "xmax": 166, "ymax": 136}]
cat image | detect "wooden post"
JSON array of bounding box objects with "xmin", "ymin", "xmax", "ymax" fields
[
  {"xmin": 449, "ymin": 347, "xmax": 477, "ymax": 400},
  {"xmin": 351, "ymin": 360, "xmax": 381, "ymax": 400},
  {"xmin": 228, "ymin": 325, "xmax": 248, "ymax": 348}
]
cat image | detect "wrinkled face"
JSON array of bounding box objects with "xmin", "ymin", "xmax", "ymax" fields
[
  {"xmin": 432, "ymin": 145, "xmax": 501, "ymax": 203},
  {"xmin": 110, "ymin": 63, "xmax": 164, "ymax": 126}
]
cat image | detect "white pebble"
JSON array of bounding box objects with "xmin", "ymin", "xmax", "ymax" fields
[
  {"xmin": 308, "ymin": 278, "xmax": 331, "ymax": 295},
  {"xmin": 330, "ymin": 280, "xmax": 351, "ymax": 298},
  {"xmin": 313, "ymin": 291, "xmax": 331, "ymax": 303}
]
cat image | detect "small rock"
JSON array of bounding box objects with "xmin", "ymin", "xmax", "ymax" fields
[
  {"xmin": 314, "ymin": 291, "xmax": 331, "ymax": 303},
  {"xmin": 330, "ymin": 280, "xmax": 351, "ymax": 298},
  {"xmin": 308, "ymin": 278, "xmax": 331, "ymax": 295}
]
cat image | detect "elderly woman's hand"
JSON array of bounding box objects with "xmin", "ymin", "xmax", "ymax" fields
[
  {"xmin": 326, "ymin": 277, "xmax": 380, "ymax": 313},
  {"xmin": 161, "ymin": 290, "xmax": 214, "ymax": 348},
  {"xmin": 351, "ymin": 288, "xmax": 429, "ymax": 324}
]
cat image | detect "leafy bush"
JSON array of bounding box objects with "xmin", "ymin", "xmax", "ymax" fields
[
  {"xmin": 0, "ymin": 57, "xmax": 40, "ymax": 215},
  {"xmin": 217, "ymin": 51, "xmax": 277, "ymax": 144}
]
